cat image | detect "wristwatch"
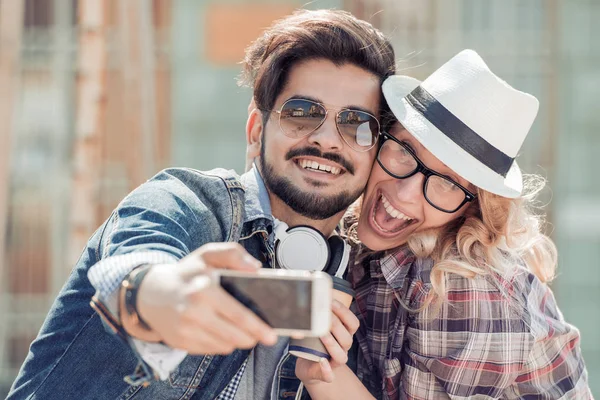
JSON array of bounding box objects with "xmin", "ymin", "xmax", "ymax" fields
[{"xmin": 120, "ymin": 265, "xmax": 158, "ymax": 337}]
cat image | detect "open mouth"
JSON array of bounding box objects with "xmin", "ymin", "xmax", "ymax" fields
[
  {"xmin": 371, "ymin": 192, "xmax": 417, "ymax": 234},
  {"xmin": 294, "ymin": 157, "xmax": 344, "ymax": 176}
]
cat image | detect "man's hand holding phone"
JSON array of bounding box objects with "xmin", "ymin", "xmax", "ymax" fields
[
  {"xmin": 129, "ymin": 243, "xmax": 278, "ymax": 354},
  {"xmin": 121, "ymin": 239, "xmax": 358, "ymax": 378}
]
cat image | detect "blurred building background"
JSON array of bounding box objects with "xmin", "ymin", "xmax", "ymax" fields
[{"xmin": 0, "ymin": 0, "xmax": 598, "ymax": 397}]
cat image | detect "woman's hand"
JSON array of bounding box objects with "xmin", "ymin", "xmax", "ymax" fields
[{"xmin": 295, "ymin": 300, "xmax": 359, "ymax": 384}]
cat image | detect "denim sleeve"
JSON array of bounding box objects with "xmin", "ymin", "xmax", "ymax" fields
[
  {"xmin": 88, "ymin": 251, "xmax": 178, "ymax": 304},
  {"xmin": 88, "ymin": 251, "xmax": 187, "ymax": 381},
  {"xmin": 88, "ymin": 168, "xmax": 228, "ymax": 300},
  {"xmin": 87, "ymin": 169, "xmax": 231, "ymax": 380}
]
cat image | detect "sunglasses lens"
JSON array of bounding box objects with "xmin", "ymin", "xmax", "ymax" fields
[
  {"xmin": 337, "ymin": 110, "xmax": 379, "ymax": 150},
  {"xmin": 279, "ymin": 99, "xmax": 326, "ymax": 138}
]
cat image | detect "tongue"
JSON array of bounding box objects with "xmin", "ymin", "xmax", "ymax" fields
[{"xmin": 374, "ymin": 200, "xmax": 411, "ymax": 233}]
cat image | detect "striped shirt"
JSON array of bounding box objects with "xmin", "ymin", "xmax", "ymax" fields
[{"xmin": 349, "ymin": 246, "xmax": 593, "ymax": 399}]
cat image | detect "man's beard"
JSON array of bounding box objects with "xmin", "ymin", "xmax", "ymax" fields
[{"xmin": 259, "ymin": 142, "xmax": 364, "ymax": 220}]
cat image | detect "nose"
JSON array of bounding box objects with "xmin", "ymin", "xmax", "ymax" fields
[
  {"xmin": 306, "ymin": 112, "xmax": 345, "ymax": 150},
  {"xmin": 393, "ymin": 173, "xmax": 424, "ymax": 204}
]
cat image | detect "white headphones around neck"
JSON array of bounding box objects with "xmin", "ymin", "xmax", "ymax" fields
[{"xmin": 273, "ymin": 219, "xmax": 350, "ymax": 278}]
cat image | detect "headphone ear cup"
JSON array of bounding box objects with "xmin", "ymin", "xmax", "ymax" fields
[
  {"xmin": 275, "ymin": 225, "xmax": 331, "ymax": 271},
  {"xmin": 325, "ymin": 236, "xmax": 345, "ymax": 276}
]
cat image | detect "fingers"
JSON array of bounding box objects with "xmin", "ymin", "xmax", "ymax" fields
[
  {"xmin": 319, "ymin": 301, "xmax": 360, "ymax": 367},
  {"xmin": 318, "ymin": 358, "xmax": 334, "ymax": 383},
  {"xmin": 176, "ymin": 310, "xmax": 257, "ymax": 354},
  {"xmin": 167, "ymin": 325, "xmax": 237, "ymax": 355},
  {"xmin": 332, "ymin": 300, "xmax": 360, "ymax": 336},
  {"xmin": 194, "ymin": 242, "xmax": 262, "ymax": 270},
  {"xmin": 180, "ymin": 243, "xmax": 262, "ymax": 278},
  {"xmin": 205, "ymin": 286, "xmax": 278, "ymax": 346},
  {"xmin": 329, "ymin": 309, "xmax": 354, "ymax": 352},
  {"xmin": 168, "ymin": 286, "xmax": 277, "ymax": 354},
  {"xmin": 295, "ymin": 358, "xmax": 334, "ymax": 384},
  {"xmin": 320, "ymin": 332, "xmax": 347, "ymax": 366},
  {"xmin": 200, "ymin": 312, "xmax": 260, "ymax": 350}
]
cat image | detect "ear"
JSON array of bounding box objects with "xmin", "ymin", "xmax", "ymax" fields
[
  {"xmin": 247, "ymin": 97, "xmax": 256, "ymax": 116},
  {"xmin": 245, "ymin": 102, "xmax": 263, "ymax": 172}
]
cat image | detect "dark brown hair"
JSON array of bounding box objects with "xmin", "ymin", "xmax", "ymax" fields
[{"xmin": 239, "ymin": 9, "xmax": 396, "ymax": 118}]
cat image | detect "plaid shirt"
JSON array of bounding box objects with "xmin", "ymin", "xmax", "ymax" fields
[
  {"xmin": 215, "ymin": 359, "xmax": 247, "ymax": 400},
  {"xmin": 349, "ymin": 246, "xmax": 592, "ymax": 399}
]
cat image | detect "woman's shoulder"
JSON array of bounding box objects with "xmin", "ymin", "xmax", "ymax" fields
[
  {"xmin": 433, "ymin": 265, "xmax": 560, "ymax": 336},
  {"xmin": 445, "ymin": 263, "xmax": 547, "ymax": 299}
]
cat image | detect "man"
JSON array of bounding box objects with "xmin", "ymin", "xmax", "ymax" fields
[{"xmin": 8, "ymin": 9, "xmax": 395, "ymax": 400}]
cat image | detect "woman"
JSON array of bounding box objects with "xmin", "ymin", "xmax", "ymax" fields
[{"xmin": 296, "ymin": 50, "xmax": 592, "ymax": 399}]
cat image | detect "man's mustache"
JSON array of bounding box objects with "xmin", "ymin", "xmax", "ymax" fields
[{"xmin": 285, "ymin": 147, "xmax": 355, "ymax": 175}]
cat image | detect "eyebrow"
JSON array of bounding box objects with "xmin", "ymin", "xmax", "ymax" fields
[{"xmin": 286, "ymin": 94, "xmax": 376, "ymax": 116}]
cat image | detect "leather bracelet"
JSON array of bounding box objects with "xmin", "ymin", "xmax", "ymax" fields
[
  {"xmin": 121, "ymin": 265, "xmax": 154, "ymax": 332},
  {"xmin": 90, "ymin": 295, "xmax": 128, "ymax": 340}
]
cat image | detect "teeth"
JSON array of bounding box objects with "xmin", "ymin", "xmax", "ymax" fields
[
  {"xmin": 298, "ymin": 159, "xmax": 341, "ymax": 175},
  {"xmin": 381, "ymin": 195, "xmax": 413, "ymax": 221}
]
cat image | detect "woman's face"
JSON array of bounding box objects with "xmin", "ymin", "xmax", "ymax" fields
[{"xmin": 356, "ymin": 123, "xmax": 474, "ymax": 251}]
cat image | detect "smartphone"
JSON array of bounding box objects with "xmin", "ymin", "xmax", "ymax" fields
[{"xmin": 213, "ymin": 269, "xmax": 332, "ymax": 337}]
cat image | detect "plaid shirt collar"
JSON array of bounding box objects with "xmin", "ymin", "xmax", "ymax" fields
[
  {"xmin": 380, "ymin": 248, "xmax": 420, "ymax": 290},
  {"xmin": 350, "ymin": 245, "xmax": 426, "ymax": 399}
]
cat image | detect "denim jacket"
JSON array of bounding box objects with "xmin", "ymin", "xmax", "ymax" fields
[{"xmin": 8, "ymin": 167, "xmax": 309, "ymax": 400}]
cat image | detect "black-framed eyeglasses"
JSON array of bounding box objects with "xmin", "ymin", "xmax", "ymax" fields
[
  {"xmin": 271, "ymin": 98, "xmax": 381, "ymax": 152},
  {"xmin": 377, "ymin": 132, "xmax": 477, "ymax": 213}
]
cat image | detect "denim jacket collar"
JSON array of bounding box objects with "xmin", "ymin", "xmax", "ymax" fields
[
  {"xmin": 239, "ymin": 165, "xmax": 274, "ymax": 239},
  {"xmin": 240, "ymin": 164, "xmax": 272, "ymax": 223}
]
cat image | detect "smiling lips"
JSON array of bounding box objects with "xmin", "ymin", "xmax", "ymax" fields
[
  {"xmin": 297, "ymin": 158, "xmax": 342, "ymax": 175},
  {"xmin": 372, "ymin": 193, "xmax": 416, "ymax": 234}
]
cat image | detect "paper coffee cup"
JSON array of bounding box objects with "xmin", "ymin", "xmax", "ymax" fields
[{"xmin": 289, "ymin": 277, "xmax": 355, "ymax": 361}]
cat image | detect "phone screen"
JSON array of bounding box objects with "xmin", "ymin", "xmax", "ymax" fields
[{"xmin": 220, "ymin": 275, "xmax": 312, "ymax": 330}]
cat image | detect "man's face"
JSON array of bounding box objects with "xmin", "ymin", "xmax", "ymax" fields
[{"xmin": 258, "ymin": 59, "xmax": 381, "ymax": 220}]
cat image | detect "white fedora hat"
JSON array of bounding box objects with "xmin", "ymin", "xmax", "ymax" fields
[{"xmin": 382, "ymin": 49, "xmax": 539, "ymax": 198}]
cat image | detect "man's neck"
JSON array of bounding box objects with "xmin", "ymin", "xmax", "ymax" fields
[{"xmin": 269, "ymin": 195, "xmax": 344, "ymax": 237}]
